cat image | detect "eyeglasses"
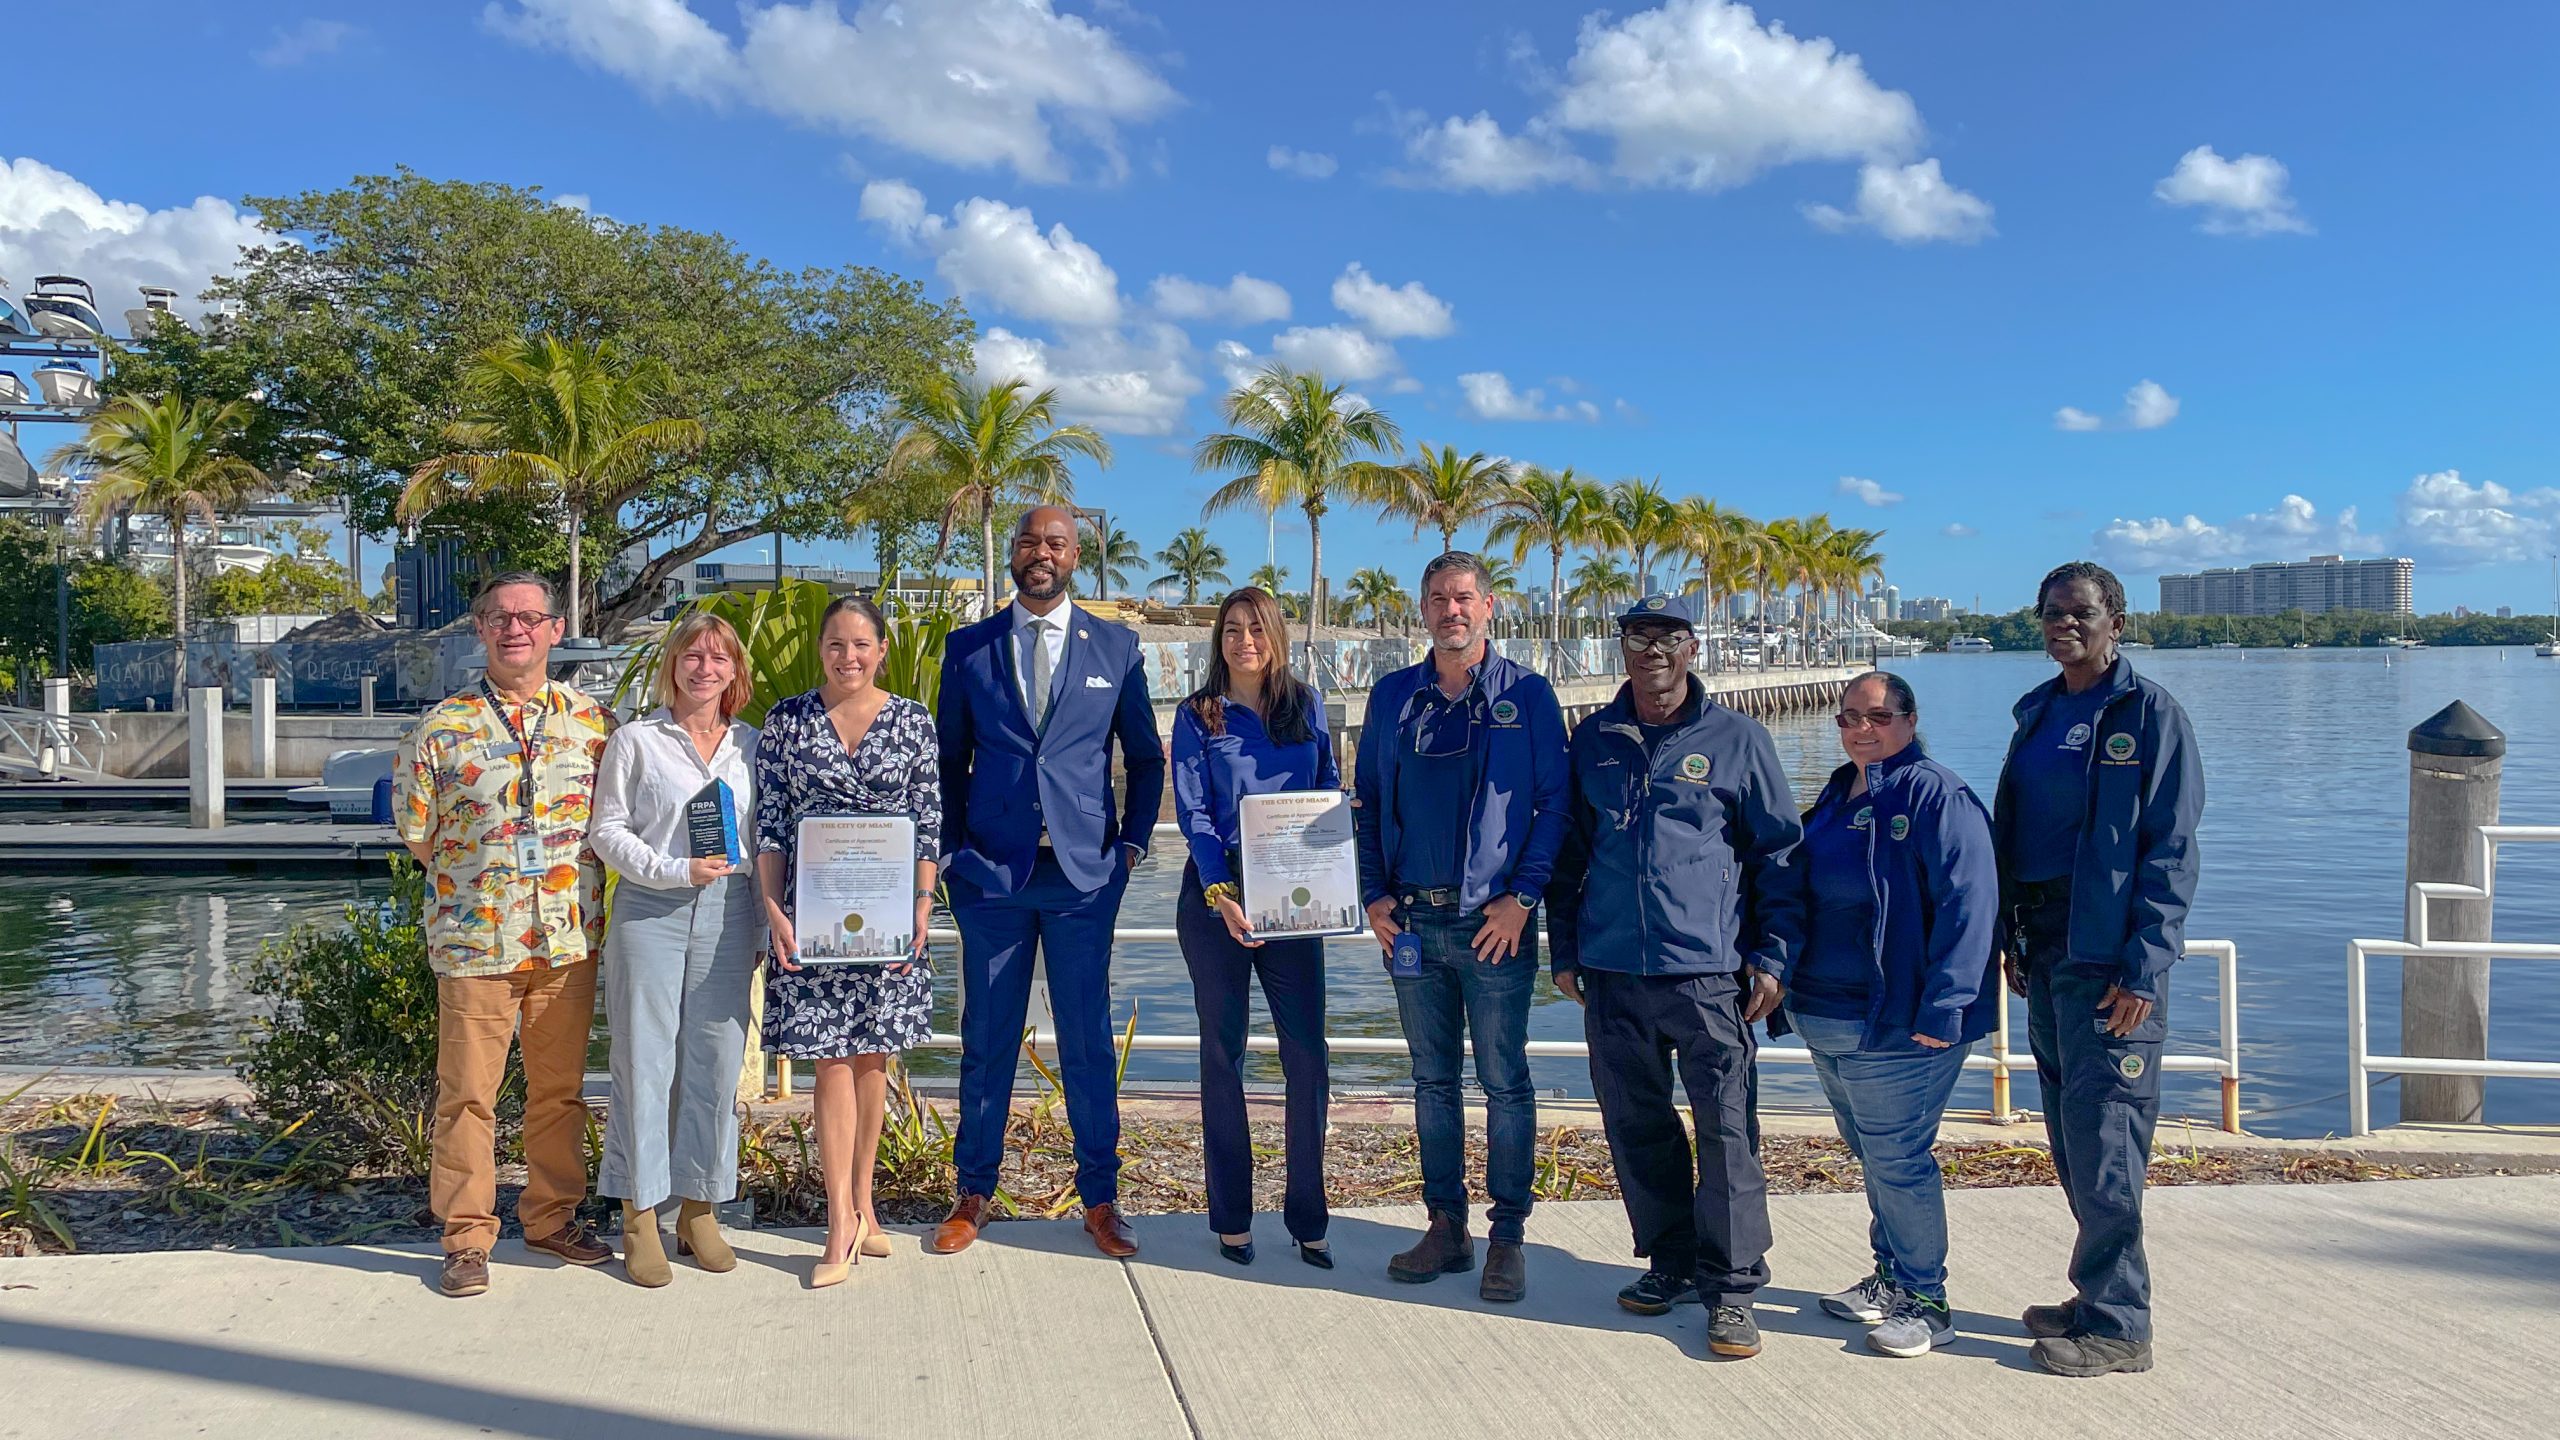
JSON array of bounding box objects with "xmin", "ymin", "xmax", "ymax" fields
[
  {"xmin": 1409, "ymin": 692, "xmax": 1481, "ymax": 759},
  {"xmin": 477, "ymin": 609, "xmax": 558, "ymax": 634},
  {"xmin": 1619, "ymin": 630, "xmax": 1694, "ymax": 656},
  {"xmin": 1834, "ymin": 709, "xmax": 1911, "ymax": 730}
]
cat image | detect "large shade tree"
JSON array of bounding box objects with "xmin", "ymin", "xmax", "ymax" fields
[
  {"xmin": 1195, "ymin": 364, "xmax": 1401, "ymax": 661},
  {"xmin": 66, "ymin": 394, "xmax": 271, "ymax": 707},
  {"xmin": 883, "ymin": 373, "xmax": 1109, "ymax": 607}
]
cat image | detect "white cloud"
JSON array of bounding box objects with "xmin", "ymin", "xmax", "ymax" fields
[
  {"xmin": 2055, "ymin": 380, "xmax": 2179, "ymax": 432},
  {"xmin": 1147, "ymin": 273, "xmax": 1290, "ymax": 325},
  {"xmin": 1803, "ymin": 159, "xmax": 1993, "ymax": 244},
  {"xmin": 2092, "ymin": 493, "xmax": 2368, "ymax": 574},
  {"xmin": 0, "ymin": 155, "xmax": 275, "ymax": 323},
  {"xmin": 1210, "ymin": 338, "xmax": 1262, "ymax": 390},
  {"xmin": 1269, "ymin": 324, "xmax": 1401, "ymax": 382},
  {"xmin": 1330, "ymin": 263, "xmax": 1453, "ymax": 339},
  {"xmin": 1457, "ymin": 371, "xmax": 1600, "ymax": 423},
  {"xmin": 552, "ymin": 192, "xmax": 594, "ymax": 214},
  {"xmin": 2154, "ymin": 145, "xmax": 2311, "ymax": 237},
  {"xmin": 257, "ymin": 19, "xmax": 356, "ymax": 67},
  {"xmin": 859, "ymin": 181, "xmax": 1120, "ymax": 328},
  {"xmin": 489, "ymin": 0, "xmax": 1178, "ymax": 183},
  {"xmin": 1941, "ymin": 522, "xmax": 1977, "ymax": 539},
  {"xmin": 1393, "ymin": 0, "xmax": 1926, "ymax": 195},
  {"xmin": 1837, "ymin": 476, "xmax": 1902, "ymax": 507},
  {"xmin": 973, "ymin": 321, "xmax": 1200, "ymax": 437},
  {"xmin": 1267, "ymin": 146, "xmax": 1338, "ymax": 180},
  {"xmin": 2391, "ymin": 470, "xmax": 2560, "ymax": 568}
]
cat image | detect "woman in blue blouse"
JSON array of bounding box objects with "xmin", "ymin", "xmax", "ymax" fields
[
  {"xmin": 1171, "ymin": 586, "xmax": 1340, "ymax": 1268},
  {"xmin": 1791, "ymin": 671, "xmax": 2001, "ymax": 1359}
]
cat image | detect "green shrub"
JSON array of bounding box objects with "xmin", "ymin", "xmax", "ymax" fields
[{"xmin": 239, "ymin": 857, "xmax": 521, "ymax": 1172}]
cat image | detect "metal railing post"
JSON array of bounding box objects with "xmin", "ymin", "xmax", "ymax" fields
[{"xmin": 2347, "ymin": 941, "xmax": 2371, "ymax": 1137}]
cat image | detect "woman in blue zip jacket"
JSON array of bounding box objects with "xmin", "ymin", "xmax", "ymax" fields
[
  {"xmin": 1791, "ymin": 670, "xmax": 2000, "ymax": 1360},
  {"xmin": 1994, "ymin": 560, "xmax": 2203, "ymax": 1380}
]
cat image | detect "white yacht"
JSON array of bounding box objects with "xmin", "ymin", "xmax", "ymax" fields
[
  {"xmin": 122, "ymin": 286, "xmax": 188, "ymax": 339},
  {"xmin": 22, "ymin": 276, "xmax": 105, "ymax": 339},
  {"xmin": 0, "ymin": 372, "xmax": 27, "ymax": 406},
  {"xmin": 0, "ymin": 435, "xmax": 33, "ymax": 498},
  {"xmin": 0, "ymin": 276, "xmax": 32, "ymax": 337},
  {"xmin": 31, "ymin": 360, "xmax": 97, "ymax": 408},
  {"xmin": 1946, "ymin": 634, "xmax": 1993, "ymax": 653}
]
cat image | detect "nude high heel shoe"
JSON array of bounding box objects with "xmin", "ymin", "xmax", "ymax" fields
[{"xmin": 809, "ymin": 1213, "xmax": 869, "ymax": 1289}]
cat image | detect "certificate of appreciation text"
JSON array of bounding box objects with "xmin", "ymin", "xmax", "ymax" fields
[
  {"xmin": 1237, "ymin": 791, "xmax": 1363, "ymax": 941},
  {"xmin": 791, "ymin": 815, "xmax": 918, "ymax": 964}
]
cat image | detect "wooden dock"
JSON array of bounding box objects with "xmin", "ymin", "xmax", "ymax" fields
[{"xmin": 0, "ymin": 821, "xmax": 398, "ymax": 871}]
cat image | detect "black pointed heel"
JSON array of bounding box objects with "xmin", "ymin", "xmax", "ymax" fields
[
  {"xmin": 1219, "ymin": 1239, "xmax": 1256, "ymax": 1265},
  {"xmin": 1295, "ymin": 1241, "xmax": 1334, "ymax": 1270}
]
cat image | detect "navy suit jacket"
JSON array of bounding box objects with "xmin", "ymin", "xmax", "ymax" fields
[{"xmin": 937, "ymin": 603, "xmax": 1167, "ymax": 895}]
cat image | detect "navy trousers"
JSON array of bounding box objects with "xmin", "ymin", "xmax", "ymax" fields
[
  {"xmin": 2019, "ymin": 891, "xmax": 2166, "ymax": 1343},
  {"xmin": 1175, "ymin": 862, "xmax": 1331, "ymax": 1241},
  {"xmin": 951, "ymin": 852, "xmax": 1130, "ymax": 1207},
  {"xmin": 1584, "ymin": 969, "xmax": 1772, "ymax": 1306}
]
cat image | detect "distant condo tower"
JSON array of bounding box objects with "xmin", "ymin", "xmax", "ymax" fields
[{"xmin": 2158, "ymin": 554, "xmax": 2414, "ymax": 617}]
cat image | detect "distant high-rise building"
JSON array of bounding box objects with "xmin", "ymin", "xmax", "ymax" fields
[
  {"xmin": 2158, "ymin": 555, "xmax": 2413, "ymax": 617},
  {"xmin": 2497, "ymin": 605, "xmax": 2514, "ymax": 619},
  {"xmin": 1899, "ymin": 596, "xmax": 1955, "ymax": 623}
]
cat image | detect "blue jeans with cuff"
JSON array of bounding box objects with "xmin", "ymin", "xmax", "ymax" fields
[{"xmin": 1389, "ymin": 897, "xmax": 1536, "ymax": 1243}]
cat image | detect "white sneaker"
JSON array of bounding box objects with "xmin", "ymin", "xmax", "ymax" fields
[
  {"xmin": 1868, "ymin": 1290, "xmax": 1955, "ymax": 1358},
  {"xmin": 1819, "ymin": 1266, "xmax": 1897, "ymax": 1324}
]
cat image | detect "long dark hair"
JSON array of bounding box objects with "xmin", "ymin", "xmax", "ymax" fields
[{"xmin": 1187, "ymin": 587, "xmax": 1316, "ymax": 743}]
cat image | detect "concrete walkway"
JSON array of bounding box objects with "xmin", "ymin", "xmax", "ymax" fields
[{"xmin": 2, "ymin": 1176, "xmax": 2552, "ymax": 1440}]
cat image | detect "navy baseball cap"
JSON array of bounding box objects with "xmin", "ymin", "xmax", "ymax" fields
[{"xmin": 1617, "ymin": 593, "xmax": 1698, "ymax": 629}]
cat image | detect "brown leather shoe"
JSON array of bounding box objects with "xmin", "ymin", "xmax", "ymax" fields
[
  {"xmin": 930, "ymin": 1194, "xmax": 989, "ymax": 1255},
  {"xmin": 440, "ymin": 1248, "xmax": 490, "ymax": 1297},
  {"xmin": 1388, "ymin": 1209, "xmax": 1474, "ymax": 1283},
  {"xmin": 1083, "ymin": 1202, "xmax": 1139, "ymax": 1258},
  {"xmin": 524, "ymin": 1221, "xmax": 612, "ymax": 1266}
]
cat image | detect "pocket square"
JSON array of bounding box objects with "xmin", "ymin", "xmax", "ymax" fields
[{"xmin": 1084, "ymin": 675, "xmax": 1113, "ymax": 689}]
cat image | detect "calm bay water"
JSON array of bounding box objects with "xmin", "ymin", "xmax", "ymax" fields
[{"xmin": 4, "ymin": 645, "xmax": 2556, "ymax": 1137}]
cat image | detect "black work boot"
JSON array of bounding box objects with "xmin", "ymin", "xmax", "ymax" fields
[
  {"xmin": 1387, "ymin": 1209, "xmax": 1474, "ymax": 1283},
  {"xmin": 1479, "ymin": 1240, "xmax": 1525, "ymax": 1302},
  {"xmin": 2032, "ymin": 1333, "xmax": 2155, "ymax": 1377}
]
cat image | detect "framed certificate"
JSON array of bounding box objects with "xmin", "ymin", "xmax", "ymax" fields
[
  {"xmin": 1238, "ymin": 790, "xmax": 1364, "ymax": 941},
  {"xmin": 791, "ymin": 815, "xmax": 918, "ymax": 964}
]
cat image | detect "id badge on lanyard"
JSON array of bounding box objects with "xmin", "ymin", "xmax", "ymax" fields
[{"xmin": 482, "ymin": 680, "xmax": 550, "ymax": 873}]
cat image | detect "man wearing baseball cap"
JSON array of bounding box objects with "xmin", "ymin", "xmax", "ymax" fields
[{"xmin": 1547, "ymin": 592, "xmax": 1807, "ymax": 1361}]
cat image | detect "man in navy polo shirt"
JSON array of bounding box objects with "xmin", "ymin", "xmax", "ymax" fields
[{"xmin": 1354, "ymin": 551, "xmax": 1569, "ymax": 1303}]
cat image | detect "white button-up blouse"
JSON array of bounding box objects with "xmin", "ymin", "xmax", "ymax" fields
[{"xmin": 589, "ymin": 706, "xmax": 760, "ymax": 890}]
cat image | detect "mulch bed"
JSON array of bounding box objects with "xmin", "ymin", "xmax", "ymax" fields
[{"xmin": 2, "ymin": 1094, "xmax": 2540, "ymax": 1258}]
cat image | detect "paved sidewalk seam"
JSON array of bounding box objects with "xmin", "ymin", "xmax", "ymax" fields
[{"xmin": 1120, "ymin": 1258, "xmax": 1206, "ymax": 1440}]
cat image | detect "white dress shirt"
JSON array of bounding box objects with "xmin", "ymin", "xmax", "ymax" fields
[
  {"xmin": 590, "ymin": 706, "xmax": 759, "ymax": 890},
  {"xmin": 1010, "ymin": 599, "xmax": 1070, "ymax": 712}
]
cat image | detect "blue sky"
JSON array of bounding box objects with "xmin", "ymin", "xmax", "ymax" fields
[{"xmin": 6, "ymin": 1, "xmax": 2556, "ymax": 612}]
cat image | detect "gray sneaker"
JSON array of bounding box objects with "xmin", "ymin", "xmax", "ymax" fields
[
  {"xmin": 1819, "ymin": 1265, "xmax": 1897, "ymax": 1324},
  {"xmin": 1868, "ymin": 1289, "xmax": 1954, "ymax": 1358}
]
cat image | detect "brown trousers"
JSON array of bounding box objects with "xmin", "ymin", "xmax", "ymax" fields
[{"xmin": 431, "ymin": 962, "xmax": 599, "ymax": 1254}]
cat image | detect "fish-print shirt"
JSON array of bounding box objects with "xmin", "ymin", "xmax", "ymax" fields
[{"xmin": 396, "ymin": 681, "xmax": 614, "ymax": 978}]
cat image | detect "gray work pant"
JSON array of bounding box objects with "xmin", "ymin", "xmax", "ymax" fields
[{"xmin": 598, "ymin": 873, "xmax": 759, "ymax": 1212}]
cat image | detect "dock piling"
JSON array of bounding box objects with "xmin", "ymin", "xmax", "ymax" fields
[
  {"xmin": 250, "ymin": 678, "xmax": 277, "ymax": 780},
  {"xmin": 2401, "ymin": 701, "xmax": 2503, "ymax": 1123},
  {"xmin": 188, "ymin": 688, "xmax": 226, "ymax": 830},
  {"xmin": 358, "ymin": 675, "xmax": 376, "ymax": 717}
]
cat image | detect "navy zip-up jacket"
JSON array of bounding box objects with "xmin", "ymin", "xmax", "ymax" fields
[
  {"xmin": 1546, "ymin": 678, "xmax": 1807, "ymax": 985},
  {"xmin": 1991, "ymin": 654, "xmax": 2204, "ymax": 998},
  {"xmin": 1801, "ymin": 746, "xmax": 2002, "ymax": 1050},
  {"xmin": 1353, "ymin": 650, "xmax": 1569, "ymax": 913}
]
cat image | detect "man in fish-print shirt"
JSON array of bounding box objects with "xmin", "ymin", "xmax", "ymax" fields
[{"xmin": 397, "ymin": 571, "xmax": 614, "ymax": 1297}]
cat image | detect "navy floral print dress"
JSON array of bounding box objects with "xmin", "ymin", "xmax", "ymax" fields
[{"xmin": 753, "ymin": 689, "xmax": 940, "ymax": 1058}]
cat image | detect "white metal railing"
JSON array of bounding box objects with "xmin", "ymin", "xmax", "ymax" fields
[
  {"xmin": 2346, "ymin": 823, "xmax": 2560, "ymax": 1136},
  {"xmin": 0, "ymin": 704, "xmax": 111, "ymax": 778}
]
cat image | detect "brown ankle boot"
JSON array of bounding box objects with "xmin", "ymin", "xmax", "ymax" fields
[
  {"xmin": 1387, "ymin": 1209, "xmax": 1474, "ymax": 1283},
  {"xmin": 676, "ymin": 1200, "xmax": 736, "ymax": 1273},
  {"xmin": 622, "ymin": 1205, "xmax": 671, "ymax": 1288}
]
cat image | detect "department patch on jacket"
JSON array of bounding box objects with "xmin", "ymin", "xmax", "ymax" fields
[
  {"xmin": 2101, "ymin": 731, "xmax": 2139, "ymax": 764},
  {"xmin": 1677, "ymin": 753, "xmax": 1711, "ymax": 783}
]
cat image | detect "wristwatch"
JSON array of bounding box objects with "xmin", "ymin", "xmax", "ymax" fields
[{"xmin": 1511, "ymin": 891, "xmax": 1538, "ymax": 911}]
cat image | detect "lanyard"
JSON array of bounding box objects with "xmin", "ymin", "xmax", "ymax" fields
[{"xmin": 479, "ymin": 679, "xmax": 550, "ymax": 829}]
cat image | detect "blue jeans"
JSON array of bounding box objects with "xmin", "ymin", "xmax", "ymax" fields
[
  {"xmin": 1390, "ymin": 899, "xmax": 1536, "ymax": 1242},
  {"xmin": 1789, "ymin": 1009, "xmax": 1973, "ymax": 1301}
]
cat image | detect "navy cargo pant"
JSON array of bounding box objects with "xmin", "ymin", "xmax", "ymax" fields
[
  {"xmin": 2018, "ymin": 886, "xmax": 2166, "ymax": 1343},
  {"xmin": 1583, "ymin": 969, "xmax": 1771, "ymax": 1306}
]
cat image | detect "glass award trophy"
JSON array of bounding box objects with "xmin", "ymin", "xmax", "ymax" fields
[{"xmin": 684, "ymin": 778, "xmax": 743, "ymax": 865}]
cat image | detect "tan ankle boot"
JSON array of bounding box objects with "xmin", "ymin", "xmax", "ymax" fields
[
  {"xmin": 622, "ymin": 1205, "xmax": 672, "ymax": 1288},
  {"xmin": 676, "ymin": 1200, "xmax": 736, "ymax": 1273}
]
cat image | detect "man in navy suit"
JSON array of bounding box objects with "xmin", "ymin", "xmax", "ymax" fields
[{"xmin": 929, "ymin": 505, "xmax": 1167, "ymax": 1259}]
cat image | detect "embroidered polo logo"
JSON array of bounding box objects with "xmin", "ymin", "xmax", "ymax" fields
[
  {"xmin": 1679, "ymin": 753, "xmax": 1711, "ymax": 782},
  {"xmin": 2064, "ymin": 722, "xmax": 2091, "ymax": 748},
  {"xmin": 1888, "ymin": 814, "xmax": 1911, "ymax": 841},
  {"xmin": 2119, "ymin": 1053, "xmax": 2145, "ymax": 1079},
  {"xmin": 2105, "ymin": 733, "xmax": 2137, "ymax": 762},
  {"xmin": 1491, "ymin": 699, "xmax": 1519, "ymax": 725},
  {"xmin": 1852, "ymin": 805, "xmax": 1872, "ymax": 828}
]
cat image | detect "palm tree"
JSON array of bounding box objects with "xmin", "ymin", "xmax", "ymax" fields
[
  {"xmin": 1763, "ymin": 514, "xmax": 1838, "ymax": 665},
  {"xmin": 1478, "ymin": 552, "xmax": 1525, "ymax": 626},
  {"xmin": 1153, "ymin": 527, "xmax": 1231, "ymax": 605},
  {"xmin": 1568, "ymin": 554, "xmax": 1637, "ymax": 614},
  {"xmin": 398, "ymin": 334, "xmax": 704, "ymax": 638},
  {"xmin": 1606, "ymin": 476, "xmax": 1679, "ymax": 595},
  {"xmin": 1819, "ymin": 526, "xmax": 1887, "ymax": 662},
  {"xmin": 1248, "ymin": 560, "xmax": 1290, "ymax": 595},
  {"xmin": 69, "ymin": 394, "xmax": 271, "ymax": 708},
  {"xmin": 1375, "ymin": 444, "xmax": 1512, "ymax": 554},
  {"xmin": 1195, "ymin": 363, "xmax": 1403, "ymax": 661},
  {"xmin": 881, "ymin": 373, "xmax": 1110, "ymax": 610},
  {"xmin": 1486, "ymin": 466, "xmax": 1623, "ymax": 668},
  {"xmin": 1344, "ymin": 566, "xmax": 1409, "ymax": 632},
  {"xmin": 1080, "ymin": 518, "xmax": 1143, "ymax": 597}
]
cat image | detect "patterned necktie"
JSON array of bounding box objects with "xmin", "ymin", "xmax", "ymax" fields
[{"xmin": 1025, "ymin": 616, "xmax": 1053, "ymax": 732}]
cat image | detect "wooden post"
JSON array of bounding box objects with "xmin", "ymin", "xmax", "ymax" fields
[{"xmin": 2401, "ymin": 700, "xmax": 2502, "ymax": 1124}]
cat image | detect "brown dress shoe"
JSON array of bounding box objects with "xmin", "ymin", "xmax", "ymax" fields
[
  {"xmin": 930, "ymin": 1194, "xmax": 989, "ymax": 1255},
  {"xmin": 524, "ymin": 1221, "xmax": 612, "ymax": 1266},
  {"xmin": 440, "ymin": 1248, "xmax": 490, "ymax": 1297},
  {"xmin": 1388, "ymin": 1208, "xmax": 1474, "ymax": 1283},
  {"xmin": 1083, "ymin": 1202, "xmax": 1139, "ymax": 1258}
]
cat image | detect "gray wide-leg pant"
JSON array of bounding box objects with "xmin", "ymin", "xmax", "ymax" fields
[{"xmin": 599, "ymin": 873, "xmax": 759, "ymax": 1212}]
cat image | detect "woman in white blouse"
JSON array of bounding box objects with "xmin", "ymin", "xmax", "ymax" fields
[{"xmin": 589, "ymin": 611, "xmax": 762, "ymax": 1288}]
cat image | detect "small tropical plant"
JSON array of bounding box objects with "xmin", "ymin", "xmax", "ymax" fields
[{"xmin": 617, "ymin": 575, "xmax": 959, "ymax": 721}]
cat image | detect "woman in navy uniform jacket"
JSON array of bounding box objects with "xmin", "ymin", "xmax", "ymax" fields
[
  {"xmin": 1993, "ymin": 560, "xmax": 2203, "ymax": 1379},
  {"xmin": 1789, "ymin": 671, "xmax": 2000, "ymax": 1360}
]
